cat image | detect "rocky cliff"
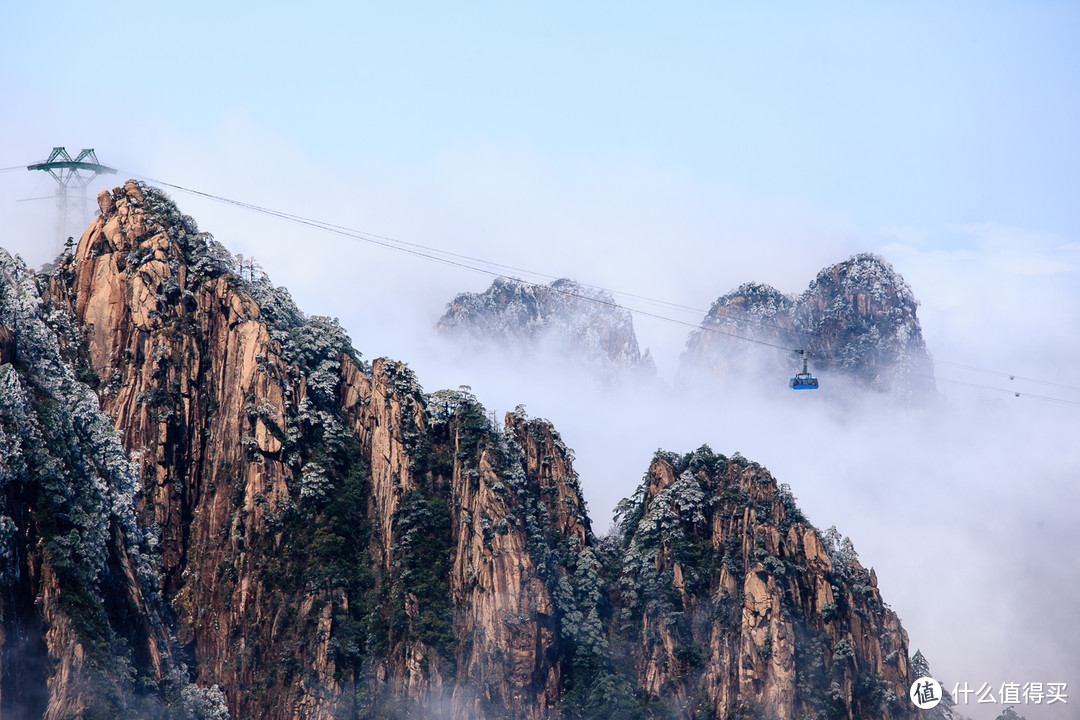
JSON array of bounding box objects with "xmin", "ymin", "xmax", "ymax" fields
[
  {"xmin": 0, "ymin": 245, "xmax": 219, "ymax": 719},
  {"xmin": 437, "ymin": 277, "xmax": 655, "ymax": 379},
  {"xmin": 612, "ymin": 447, "xmax": 911, "ymax": 719},
  {"xmin": 0, "ymin": 182, "xmax": 919, "ymax": 719},
  {"xmin": 681, "ymin": 254, "xmax": 934, "ymax": 394},
  {"xmin": 34, "ymin": 182, "xmax": 606, "ymax": 719}
]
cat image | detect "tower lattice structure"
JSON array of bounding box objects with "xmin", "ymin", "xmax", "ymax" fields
[{"xmin": 27, "ymin": 147, "xmax": 116, "ymax": 248}]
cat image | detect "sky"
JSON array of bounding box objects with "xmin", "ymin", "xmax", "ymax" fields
[{"xmin": 2, "ymin": 3, "xmax": 1079, "ymax": 719}]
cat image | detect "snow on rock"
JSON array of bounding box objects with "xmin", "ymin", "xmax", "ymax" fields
[
  {"xmin": 437, "ymin": 277, "xmax": 655, "ymax": 379},
  {"xmin": 682, "ymin": 253, "xmax": 934, "ymax": 394}
]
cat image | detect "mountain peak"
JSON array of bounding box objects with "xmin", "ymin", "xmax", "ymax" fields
[
  {"xmin": 437, "ymin": 276, "xmax": 655, "ymax": 377},
  {"xmin": 683, "ymin": 252, "xmax": 934, "ymax": 393},
  {"xmin": 799, "ymin": 253, "xmax": 932, "ymax": 388}
]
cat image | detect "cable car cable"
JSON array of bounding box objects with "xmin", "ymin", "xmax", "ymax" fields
[
  {"xmin": 116, "ymin": 172, "xmax": 1076, "ymax": 402},
  {"xmin": 125, "ymin": 172, "xmax": 793, "ymax": 331},
  {"xmin": 932, "ymin": 360, "xmax": 1080, "ymax": 393},
  {"xmin": 124, "ymin": 173, "xmax": 801, "ymax": 355},
  {"xmin": 920, "ymin": 375, "xmax": 1080, "ymax": 407}
]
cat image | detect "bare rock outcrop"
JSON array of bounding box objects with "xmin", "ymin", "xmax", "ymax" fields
[
  {"xmin": 52, "ymin": 183, "xmax": 346, "ymax": 718},
  {"xmin": 0, "ymin": 322, "xmax": 12, "ymax": 364}
]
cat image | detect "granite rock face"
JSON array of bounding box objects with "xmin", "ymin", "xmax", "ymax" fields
[{"xmin": 614, "ymin": 447, "xmax": 912, "ymax": 719}]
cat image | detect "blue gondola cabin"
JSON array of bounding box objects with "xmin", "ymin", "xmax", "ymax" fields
[{"xmin": 789, "ymin": 374, "xmax": 819, "ymax": 389}]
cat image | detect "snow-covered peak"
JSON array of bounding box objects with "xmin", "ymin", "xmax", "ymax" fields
[
  {"xmin": 437, "ymin": 276, "xmax": 655, "ymax": 377},
  {"xmin": 682, "ymin": 253, "xmax": 934, "ymax": 394}
]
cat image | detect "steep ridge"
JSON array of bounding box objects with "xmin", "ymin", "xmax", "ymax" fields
[
  {"xmin": 3, "ymin": 181, "xmax": 920, "ymax": 719},
  {"xmin": 437, "ymin": 277, "xmax": 655, "ymax": 379},
  {"xmin": 42, "ymin": 182, "xmax": 601, "ymax": 718},
  {"xmin": 682, "ymin": 254, "xmax": 934, "ymax": 394},
  {"xmin": 47, "ymin": 182, "xmax": 353, "ymax": 718}
]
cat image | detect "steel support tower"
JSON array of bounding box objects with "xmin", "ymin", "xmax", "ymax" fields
[{"xmin": 27, "ymin": 147, "xmax": 116, "ymax": 248}]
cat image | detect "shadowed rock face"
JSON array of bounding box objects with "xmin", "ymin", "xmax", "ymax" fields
[
  {"xmin": 0, "ymin": 243, "xmax": 174, "ymax": 720},
  {"xmin": 682, "ymin": 254, "xmax": 934, "ymax": 394},
  {"xmin": 0, "ymin": 322, "xmax": 12, "ymax": 364},
  {"xmin": 438, "ymin": 277, "xmax": 655, "ymax": 379},
  {"xmin": 4, "ymin": 183, "xmax": 917, "ymax": 719}
]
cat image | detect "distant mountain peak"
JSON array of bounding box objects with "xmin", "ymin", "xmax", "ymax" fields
[
  {"xmin": 683, "ymin": 252, "xmax": 934, "ymax": 393},
  {"xmin": 803, "ymin": 252, "xmax": 920, "ymax": 317},
  {"xmin": 437, "ymin": 276, "xmax": 655, "ymax": 377}
]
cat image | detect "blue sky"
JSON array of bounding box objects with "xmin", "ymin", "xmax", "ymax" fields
[{"xmin": 4, "ymin": 2, "xmax": 1078, "ymax": 235}]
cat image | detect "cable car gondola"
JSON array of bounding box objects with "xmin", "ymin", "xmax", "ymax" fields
[{"xmin": 789, "ymin": 350, "xmax": 819, "ymax": 390}]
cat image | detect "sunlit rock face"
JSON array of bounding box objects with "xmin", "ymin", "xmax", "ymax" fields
[
  {"xmin": 25, "ymin": 182, "xmax": 600, "ymax": 719},
  {"xmin": 437, "ymin": 277, "xmax": 656, "ymax": 380},
  {"xmin": 682, "ymin": 253, "xmax": 934, "ymax": 395},
  {"xmin": 3, "ymin": 183, "xmax": 918, "ymax": 719}
]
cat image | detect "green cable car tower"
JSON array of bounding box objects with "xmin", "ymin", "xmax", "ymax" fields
[{"xmin": 27, "ymin": 147, "xmax": 116, "ymax": 248}]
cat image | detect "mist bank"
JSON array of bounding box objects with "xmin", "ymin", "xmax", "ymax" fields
[{"xmin": 413, "ymin": 334, "xmax": 1078, "ymax": 720}]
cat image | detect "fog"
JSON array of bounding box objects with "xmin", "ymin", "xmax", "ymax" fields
[{"xmin": 410, "ymin": 217, "xmax": 1079, "ymax": 720}]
